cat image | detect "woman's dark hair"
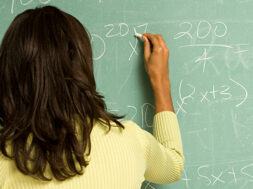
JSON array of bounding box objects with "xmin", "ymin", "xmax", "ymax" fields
[{"xmin": 0, "ymin": 6, "xmax": 124, "ymax": 181}]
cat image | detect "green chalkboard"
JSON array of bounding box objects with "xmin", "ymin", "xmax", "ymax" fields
[{"xmin": 1, "ymin": 0, "xmax": 253, "ymax": 188}]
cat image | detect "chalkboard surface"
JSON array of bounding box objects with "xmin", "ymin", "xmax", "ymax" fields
[{"xmin": 1, "ymin": 0, "xmax": 253, "ymax": 189}]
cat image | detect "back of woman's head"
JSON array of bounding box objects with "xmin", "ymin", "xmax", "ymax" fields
[{"xmin": 0, "ymin": 5, "xmax": 124, "ymax": 181}]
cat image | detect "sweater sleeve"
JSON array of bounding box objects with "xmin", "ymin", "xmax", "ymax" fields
[
  {"xmin": 0, "ymin": 152, "xmax": 8, "ymax": 188},
  {"xmin": 132, "ymin": 111, "xmax": 184, "ymax": 184}
]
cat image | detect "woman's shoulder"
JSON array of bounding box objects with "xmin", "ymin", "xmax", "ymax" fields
[
  {"xmin": 120, "ymin": 120, "xmax": 142, "ymax": 132},
  {"xmin": 0, "ymin": 146, "xmax": 11, "ymax": 183},
  {"xmin": 119, "ymin": 120, "xmax": 150, "ymax": 143},
  {"xmin": 92, "ymin": 119, "xmax": 143, "ymax": 137},
  {"xmin": 120, "ymin": 120, "xmax": 149, "ymax": 134}
]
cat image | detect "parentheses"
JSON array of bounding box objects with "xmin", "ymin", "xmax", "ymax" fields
[
  {"xmin": 141, "ymin": 103, "xmax": 154, "ymax": 128},
  {"xmin": 229, "ymin": 77, "xmax": 248, "ymax": 107},
  {"xmin": 91, "ymin": 34, "xmax": 106, "ymax": 61}
]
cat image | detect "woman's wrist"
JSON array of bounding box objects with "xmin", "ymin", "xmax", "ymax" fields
[
  {"xmin": 150, "ymin": 77, "xmax": 171, "ymax": 92},
  {"xmin": 150, "ymin": 78, "xmax": 174, "ymax": 113}
]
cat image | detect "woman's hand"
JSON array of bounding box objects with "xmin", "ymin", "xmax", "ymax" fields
[
  {"xmin": 142, "ymin": 33, "xmax": 174, "ymax": 113},
  {"xmin": 142, "ymin": 33, "xmax": 170, "ymax": 87}
]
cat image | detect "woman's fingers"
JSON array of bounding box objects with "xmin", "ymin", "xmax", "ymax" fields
[
  {"xmin": 143, "ymin": 33, "xmax": 159, "ymax": 51},
  {"xmin": 143, "ymin": 33, "xmax": 168, "ymax": 53},
  {"xmin": 155, "ymin": 34, "xmax": 169, "ymax": 52},
  {"xmin": 141, "ymin": 33, "xmax": 170, "ymax": 82},
  {"xmin": 143, "ymin": 35, "xmax": 151, "ymax": 62}
]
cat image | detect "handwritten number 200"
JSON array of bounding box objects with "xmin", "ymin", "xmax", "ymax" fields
[{"xmin": 174, "ymin": 20, "xmax": 227, "ymax": 40}]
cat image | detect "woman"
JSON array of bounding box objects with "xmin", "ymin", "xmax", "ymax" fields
[{"xmin": 0, "ymin": 6, "xmax": 184, "ymax": 189}]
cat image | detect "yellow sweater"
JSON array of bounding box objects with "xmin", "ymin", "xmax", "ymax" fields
[{"xmin": 0, "ymin": 111, "xmax": 184, "ymax": 189}]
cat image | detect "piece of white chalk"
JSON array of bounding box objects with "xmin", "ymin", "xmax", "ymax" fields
[{"xmin": 135, "ymin": 33, "xmax": 143, "ymax": 39}]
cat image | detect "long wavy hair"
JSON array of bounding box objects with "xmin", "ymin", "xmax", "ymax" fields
[{"xmin": 0, "ymin": 6, "xmax": 124, "ymax": 181}]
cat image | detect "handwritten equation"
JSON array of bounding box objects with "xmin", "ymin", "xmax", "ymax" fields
[
  {"xmin": 90, "ymin": 19, "xmax": 251, "ymax": 123},
  {"xmin": 91, "ymin": 23, "xmax": 148, "ymax": 61},
  {"xmin": 174, "ymin": 20, "xmax": 252, "ymax": 74},
  {"xmin": 181, "ymin": 162, "xmax": 253, "ymax": 188},
  {"xmin": 176, "ymin": 78, "xmax": 248, "ymax": 115},
  {"xmin": 3, "ymin": 2, "xmax": 253, "ymax": 188}
]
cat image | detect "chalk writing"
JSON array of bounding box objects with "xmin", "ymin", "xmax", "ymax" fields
[
  {"xmin": 141, "ymin": 103, "xmax": 155, "ymax": 128},
  {"xmin": 196, "ymin": 20, "xmax": 212, "ymax": 39},
  {"xmin": 129, "ymin": 38, "xmax": 138, "ymax": 61},
  {"xmin": 11, "ymin": 0, "xmax": 52, "ymax": 14},
  {"xmin": 102, "ymin": 23, "xmax": 148, "ymax": 61},
  {"xmin": 104, "ymin": 23, "xmax": 147, "ymax": 39},
  {"xmin": 176, "ymin": 80, "xmax": 196, "ymax": 115},
  {"xmin": 106, "ymin": 102, "xmax": 155, "ymax": 128},
  {"xmin": 181, "ymin": 169, "xmax": 192, "ymax": 188},
  {"xmin": 213, "ymin": 21, "xmax": 228, "ymax": 38},
  {"xmin": 174, "ymin": 20, "xmax": 228, "ymax": 40},
  {"xmin": 91, "ymin": 34, "xmax": 106, "ymax": 61},
  {"xmin": 174, "ymin": 22, "xmax": 193, "ymax": 40},
  {"xmin": 176, "ymin": 78, "xmax": 248, "ymax": 114},
  {"xmin": 144, "ymin": 182, "xmax": 156, "ymax": 189},
  {"xmin": 182, "ymin": 162, "xmax": 253, "ymax": 188},
  {"xmin": 104, "ymin": 23, "xmax": 129, "ymax": 38},
  {"xmin": 229, "ymin": 78, "xmax": 248, "ymax": 107},
  {"xmin": 180, "ymin": 44, "xmax": 233, "ymax": 48},
  {"xmin": 127, "ymin": 105, "xmax": 137, "ymax": 121},
  {"xmin": 195, "ymin": 48, "xmax": 214, "ymax": 73},
  {"xmin": 224, "ymin": 44, "xmax": 250, "ymax": 70}
]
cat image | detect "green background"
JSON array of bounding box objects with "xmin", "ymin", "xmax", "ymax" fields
[{"xmin": 1, "ymin": 0, "xmax": 253, "ymax": 188}]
